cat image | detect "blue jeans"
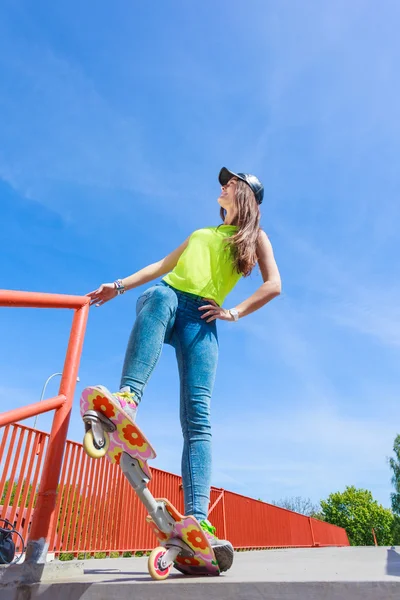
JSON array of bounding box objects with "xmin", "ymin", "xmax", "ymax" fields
[{"xmin": 120, "ymin": 281, "xmax": 219, "ymax": 521}]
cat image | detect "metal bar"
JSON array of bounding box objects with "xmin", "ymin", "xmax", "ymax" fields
[
  {"xmin": 49, "ymin": 442, "xmax": 71, "ymax": 552},
  {"xmin": 86, "ymin": 456, "xmax": 102, "ymax": 554},
  {"xmin": 0, "ymin": 395, "xmax": 65, "ymax": 428},
  {"xmin": 207, "ymin": 489, "xmax": 223, "ymax": 516},
  {"xmin": 15, "ymin": 431, "xmax": 37, "ymax": 541},
  {"xmin": 129, "ymin": 478, "xmax": 138, "ymax": 552},
  {"xmin": 117, "ymin": 473, "xmax": 126, "ymax": 552},
  {"xmin": 100, "ymin": 459, "xmax": 113, "ymax": 553},
  {"xmin": 221, "ymin": 490, "xmax": 227, "ymax": 540},
  {"xmin": 121, "ymin": 473, "xmax": 130, "ymax": 551},
  {"xmin": 102, "ymin": 464, "xmax": 114, "ymax": 552},
  {"xmin": 23, "ymin": 434, "xmax": 47, "ymax": 548},
  {"xmin": 76, "ymin": 453, "xmax": 93, "ymax": 554},
  {"xmin": 94, "ymin": 457, "xmax": 108, "ymax": 553},
  {"xmin": 68, "ymin": 446, "xmax": 84, "ymax": 554},
  {"xmin": 91, "ymin": 456, "xmax": 107, "ymax": 554},
  {"xmin": 25, "ymin": 301, "xmax": 89, "ymax": 563},
  {"xmin": 111, "ymin": 468, "xmax": 124, "ymax": 552},
  {"xmin": 309, "ymin": 517, "xmax": 316, "ymax": 546},
  {"xmin": 81, "ymin": 457, "xmax": 97, "ymax": 555},
  {"xmin": 110, "ymin": 467, "xmax": 122, "ymax": 552},
  {"xmin": 73, "ymin": 449, "xmax": 87, "ymax": 554},
  {"xmin": 63, "ymin": 444, "xmax": 81, "ymax": 551},
  {"xmin": 92, "ymin": 456, "xmax": 107, "ymax": 553},
  {"xmin": 0, "ymin": 290, "xmax": 89, "ymax": 310},
  {"xmin": 104, "ymin": 460, "xmax": 115, "ymax": 553},
  {"xmin": 0, "ymin": 424, "xmax": 11, "ymax": 466},
  {"xmin": 0, "ymin": 426, "xmax": 17, "ymax": 506},
  {"xmin": 56, "ymin": 445, "xmax": 76, "ymax": 553},
  {"xmin": 2, "ymin": 429, "xmax": 25, "ymax": 515},
  {"xmin": 9, "ymin": 429, "xmax": 33, "ymax": 526}
]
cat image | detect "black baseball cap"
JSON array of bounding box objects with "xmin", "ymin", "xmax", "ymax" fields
[{"xmin": 219, "ymin": 167, "xmax": 264, "ymax": 205}]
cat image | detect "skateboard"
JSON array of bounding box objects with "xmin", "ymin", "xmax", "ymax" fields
[{"xmin": 80, "ymin": 385, "xmax": 220, "ymax": 580}]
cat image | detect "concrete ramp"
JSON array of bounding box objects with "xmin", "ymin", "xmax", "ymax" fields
[{"xmin": 2, "ymin": 546, "xmax": 400, "ymax": 599}]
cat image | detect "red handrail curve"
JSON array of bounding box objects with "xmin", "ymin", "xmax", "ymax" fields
[{"xmin": 0, "ymin": 289, "xmax": 90, "ymax": 563}]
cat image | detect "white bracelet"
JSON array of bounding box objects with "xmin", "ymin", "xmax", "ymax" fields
[
  {"xmin": 114, "ymin": 279, "xmax": 125, "ymax": 295},
  {"xmin": 228, "ymin": 308, "xmax": 239, "ymax": 321}
]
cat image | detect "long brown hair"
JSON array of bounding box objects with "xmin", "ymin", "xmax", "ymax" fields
[{"xmin": 219, "ymin": 179, "xmax": 261, "ymax": 277}]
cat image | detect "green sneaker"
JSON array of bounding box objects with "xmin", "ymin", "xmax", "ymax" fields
[{"xmin": 200, "ymin": 519, "xmax": 234, "ymax": 572}]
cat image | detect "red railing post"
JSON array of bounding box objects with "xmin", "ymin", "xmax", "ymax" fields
[
  {"xmin": 25, "ymin": 302, "xmax": 89, "ymax": 563},
  {"xmin": 222, "ymin": 490, "xmax": 227, "ymax": 540},
  {"xmin": 309, "ymin": 516, "xmax": 318, "ymax": 547},
  {"xmin": 0, "ymin": 289, "xmax": 90, "ymax": 565},
  {"xmin": 372, "ymin": 527, "xmax": 378, "ymax": 546}
]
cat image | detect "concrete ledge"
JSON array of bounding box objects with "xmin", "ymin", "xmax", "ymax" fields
[
  {"xmin": 0, "ymin": 559, "xmax": 84, "ymax": 586},
  {"xmin": 1, "ymin": 547, "xmax": 400, "ymax": 600},
  {"xmin": 2, "ymin": 581, "xmax": 400, "ymax": 600}
]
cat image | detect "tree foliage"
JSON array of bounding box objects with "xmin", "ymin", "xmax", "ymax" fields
[
  {"xmin": 391, "ymin": 514, "xmax": 400, "ymax": 545},
  {"xmin": 389, "ymin": 434, "xmax": 400, "ymax": 515},
  {"xmin": 272, "ymin": 496, "xmax": 321, "ymax": 517},
  {"xmin": 320, "ymin": 486, "xmax": 393, "ymax": 546}
]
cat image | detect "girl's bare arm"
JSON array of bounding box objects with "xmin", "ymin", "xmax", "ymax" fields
[
  {"xmin": 87, "ymin": 237, "xmax": 190, "ymax": 306},
  {"xmin": 122, "ymin": 237, "xmax": 190, "ymax": 291}
]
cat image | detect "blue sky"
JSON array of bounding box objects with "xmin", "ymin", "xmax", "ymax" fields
[{"xmin": 1, "ymin": 0, "xmax": 400, "ymax": 510}]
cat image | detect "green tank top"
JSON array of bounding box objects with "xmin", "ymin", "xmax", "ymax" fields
[{"xmin": 163, "ymin": 225, "xmax": 242, "ymax": 306}]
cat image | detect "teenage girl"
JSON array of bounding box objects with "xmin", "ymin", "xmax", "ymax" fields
[{"xmin": 87, "ymin": 167, "xmax": 281, "ymax": 571}]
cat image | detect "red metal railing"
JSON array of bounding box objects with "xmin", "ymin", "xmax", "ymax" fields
[
  {"xmin": 0, "ymin": 423, "xmax": 349, "ymax": 554},
  {"xmin": 0, "ymin": 289, "xmax": 349, "ymax": 558},
  {"xmin": 0, "ymin": 290, "xmax": 89, "ymax": 562}
]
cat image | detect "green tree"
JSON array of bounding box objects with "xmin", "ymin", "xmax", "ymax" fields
[
  {"xmin": 320, "ymin": 486, "xmax": 393, "ymax": 546},
  {"xmin": 310, "ymin": 511, "xmax": 325, "ymax": 521},
  {"xmin": 389, "ymin": 434, "xmax": 400, "ymax": 515},
  {"xmin": 391, "ymin": 514, "xmax": 400, "ymax": 545}
]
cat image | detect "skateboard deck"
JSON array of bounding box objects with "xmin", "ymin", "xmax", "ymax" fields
[
  {"xmin": 146, "ymin": 500, "xmax": 220, "ymax": 576},
  {"xmin": 80, "ymin": 385, "xmax": 156, "ymax": 468}
]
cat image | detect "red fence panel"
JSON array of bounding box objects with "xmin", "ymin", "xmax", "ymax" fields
[
  {"xmin": 0, "ymin": 290, "xmax": 349, "ymax": 562},
  {"xmin": 223, "ymin": 490, "xmax": 349, "ymax": 548},
  {"xmin": 0, "ymin": 423, "xmax": 349, "ymax": 555},
  {"xmin": 310, "ymin": 515, "xmax": 349, "ymax": 547},
  {"xmin": 0, "ymin": 424, "xmax": 49, "ymax": 553},
  {"xmin": 224, "ymin": 491, "xmax": 310, "ymax": 548},
  {"xmin": 0, "ymin": 289, "xmax": 89, "ymax": 562}
]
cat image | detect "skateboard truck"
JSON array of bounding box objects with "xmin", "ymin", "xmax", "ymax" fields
[{"xmin": 82, "ymin": 410, "xmax": 116, "ymax": 450}]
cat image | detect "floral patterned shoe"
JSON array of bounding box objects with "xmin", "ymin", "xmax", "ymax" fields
[
  {"xmin": 80, "ymin": 385, "xmax": 156, "ymax": 463},
  {"xmin": 200, "ymin": 519, "xmax": 234, "ymax": 572}
]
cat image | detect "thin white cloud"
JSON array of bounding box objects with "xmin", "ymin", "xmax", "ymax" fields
[
  {"xmin": 272, "ymin": 223, "xmax": 400, "ymax": 347},
  {"xmin": 0, "ymin": 35, "xmax": 181, "ymax": 217},
  {"xmin": 212, "ymin": 405, "xmax": 399, "ymax": 506},
  {"xmin": 232, "ymin": 274, "xmax": 400, "ymax": 506},
  {"xmin": 241, "ymin": 305, "xmax": 338, "ymax": 409}
]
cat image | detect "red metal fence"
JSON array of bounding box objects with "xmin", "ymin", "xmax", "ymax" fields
[
  {"xmin": 0, "ymin": 423, "xmax": 349, "ymax": 555},
  {"xmin": 0, "ymin": 289, "xmax": 89, "ymax": 561},
  {"xmin": 0, "ymin": 288, "xmax": 349, "ymax": 559}
]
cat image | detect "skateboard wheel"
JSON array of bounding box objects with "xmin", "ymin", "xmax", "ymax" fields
[
  {"xmin": 148, "ymin": 546, "xmax": 172, "ymax": 580},
  {"xmin": 83, "ymin": 429, "xmax": 110, "ymax": 458}
]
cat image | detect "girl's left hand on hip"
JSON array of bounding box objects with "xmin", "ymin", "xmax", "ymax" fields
[{"xmin": 199, "ymin": 300, "xmax": 233, "ymax": 323}]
